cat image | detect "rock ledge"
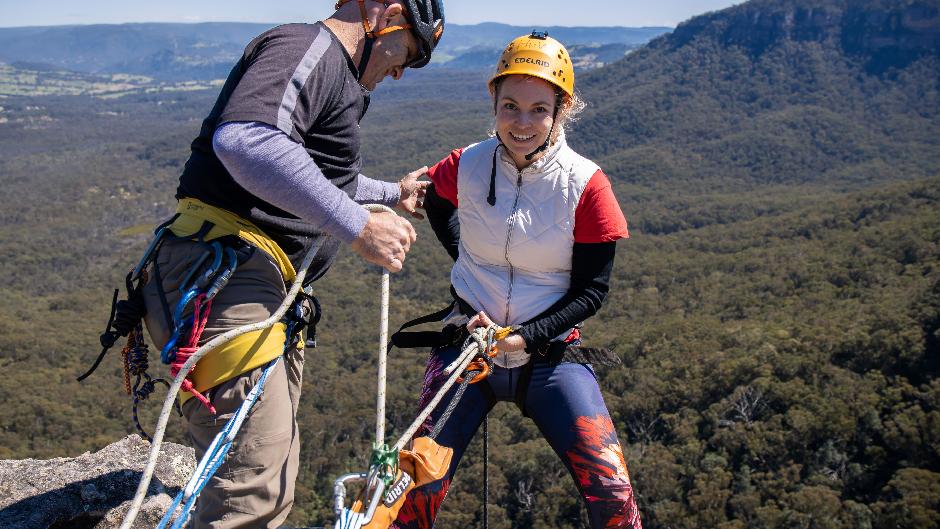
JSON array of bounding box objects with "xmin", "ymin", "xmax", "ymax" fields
[{"xmin": 0, "ymin": 435, "xmax": 195, "ymax": 529}]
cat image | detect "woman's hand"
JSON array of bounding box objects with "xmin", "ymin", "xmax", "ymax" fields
[
  {"xmin": 397, "ymin": 166, "xmax": 430, "ymax": 219},
  {"xmin": 466, "ymin": 311, "xmax": 527, "ymax": 353}
]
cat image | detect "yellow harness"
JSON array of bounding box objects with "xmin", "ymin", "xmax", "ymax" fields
[{"xmin": 168, "ymin": 198, "xmax": 299, "ymax": 402}]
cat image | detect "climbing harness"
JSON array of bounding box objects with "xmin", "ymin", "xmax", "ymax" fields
[
  {"xmin": 77, "ymin": 215, "xmax": 247, "ymax": 438},
  {"xmin": 77, "ymin": 216, "xmax": 180, "ymax": 441},
  {"xmin": 117, "ymin": 203, "xmax": 388, "ymax": 529},
  {"xmin": 378, "ymin": 295, "xmax": 622, "ymax": 527},
  {"xmin": 117, "ymin": 229, "xmax": 326, "ymax": 529}
]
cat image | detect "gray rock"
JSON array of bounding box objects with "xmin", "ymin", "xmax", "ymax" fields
[{"xmin": 0, "ymin": 435, "xmax": 196, "ymax": 529}]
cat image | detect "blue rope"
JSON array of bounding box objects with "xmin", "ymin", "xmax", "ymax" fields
[{"xmin": 158, "ymin": 356, "xmax": 281, "ymax": 529}]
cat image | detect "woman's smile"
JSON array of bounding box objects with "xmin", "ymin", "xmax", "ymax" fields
[{"xmin": 494, "ymin": 75, "xmax": 558, "ymax": 168}]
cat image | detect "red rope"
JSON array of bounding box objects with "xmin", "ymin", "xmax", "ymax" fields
[{"xmin": 170, "ymin": 294, "xmax": 217, "ymax": 414}]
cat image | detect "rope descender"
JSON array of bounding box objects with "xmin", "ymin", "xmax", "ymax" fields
[{"xmin": 456, "ymin": 325, "xmax": 507, "ymax": 385}]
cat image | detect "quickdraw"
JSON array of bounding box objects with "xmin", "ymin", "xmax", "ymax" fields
[{"xmin": 157, "ymin": 240, "xmax": 237, "ymax": 413}]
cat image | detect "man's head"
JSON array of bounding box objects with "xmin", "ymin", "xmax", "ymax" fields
[
  {"xmin": 332, "ymin": 0, "xmax": 444, "ymax": 89},
  {"xmin": 397, "ymin": 0, "xmax": 445, "ymax": 69}
]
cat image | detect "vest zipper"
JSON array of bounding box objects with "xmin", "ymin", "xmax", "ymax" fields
[{"xmin": 503, "ymin": 169, "xmax": 524, "ymax": 325}]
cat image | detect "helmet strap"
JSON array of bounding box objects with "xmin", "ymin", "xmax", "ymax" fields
[
  {"xmin": 358, "ymin": 35, "xmax": 376, "ymax": 82},
  {"xmin": 489, "ymin": 90, "xmax": 564, "ymax": 206},
  {"xmin": 488, "ymin": 134, "xmax": 503, "ymax": 206},
  {"xmin": 336, "ymin": 0, "xmax": 413, "ymax": 82}
]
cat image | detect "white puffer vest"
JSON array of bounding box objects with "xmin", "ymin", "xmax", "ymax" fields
[{"xmin": 451, "ymin": 135, "xmax": 600, "ymax": 346}]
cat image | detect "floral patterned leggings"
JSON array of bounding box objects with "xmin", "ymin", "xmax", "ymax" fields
[{"xmin": 391, "ymin": 345, "xmax": 643, "ymax": 529}]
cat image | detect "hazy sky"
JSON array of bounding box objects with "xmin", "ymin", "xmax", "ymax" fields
[{"xmin": 0, "ymin": 1, "xmax": 741, "ymax": 28}]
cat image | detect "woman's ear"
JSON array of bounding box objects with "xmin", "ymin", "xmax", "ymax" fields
[{"xmin": 557, "ymin": 96, "xmax": 573, "ymax": 120}]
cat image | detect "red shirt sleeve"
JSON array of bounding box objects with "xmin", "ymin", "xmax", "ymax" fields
[
  {"xmin": 427, "ymin": 148, "xmax": 461, "ymax": 207},
  {"xmin": 574, "ymin": 169, "xmax": 629, "ymax": 243}
]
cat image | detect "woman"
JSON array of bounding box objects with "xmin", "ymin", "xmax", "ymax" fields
[{"xmin": 393, "ymin": 32, "xmax": 642, "ymax": 529}]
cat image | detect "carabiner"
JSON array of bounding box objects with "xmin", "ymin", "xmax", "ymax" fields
[
  {"xmin": 194, "ymin": 241, "xmax": 224, "ymax": 290},
  {"xmin": 130, "ymin": 215, "xmax": 178, "ymax": 283},
  {"xmin": 457, "ymin": 358, "xmax": 491, "ymax": 384},
  {"xmin": 177, "ymin": 251, "xmax": 211, "ymax": 295},
  {"xmin": 161, "ymin": 287, "xmax": 199, "ymax": 363},
  {"xmin": 205, "ymin": 246, "xmax": 237, "ymax": 301},
  {"xmin": 161, "ymin": 313, "xmax": 194, "ymax": 364}
]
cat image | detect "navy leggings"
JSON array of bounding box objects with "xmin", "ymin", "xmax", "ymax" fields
[{"xmin": 391, "ymin": 346, "xmax": 642, "ymax": 529}]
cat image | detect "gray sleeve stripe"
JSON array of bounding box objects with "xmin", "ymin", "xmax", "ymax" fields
[{"xmin": 277, "ymin": 29, "xmax": 332, "ymax": 137}]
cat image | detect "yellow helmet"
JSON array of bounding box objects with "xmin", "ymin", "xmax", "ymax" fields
[{"xmin": 489, "ymin": 31, "xmax": 574, "ymax": 98}]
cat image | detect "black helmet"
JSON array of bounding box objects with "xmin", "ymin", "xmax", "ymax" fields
[{"xmin": 401, "ymin": 0, "xmax": 445, "ymax": 68}]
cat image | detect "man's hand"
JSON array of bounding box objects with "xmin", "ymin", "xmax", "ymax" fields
[
  {"xmin": 398, "ymin": 166, "xmax": 430, "ymax": 219},
  {"xmin": 351, "ymin": 210, "xmax": 417, "ymax": 272}
]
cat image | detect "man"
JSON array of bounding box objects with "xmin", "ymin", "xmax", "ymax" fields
[{"xmin": 139, "ymin": 1, "xmax": 445, "ymax": 527}]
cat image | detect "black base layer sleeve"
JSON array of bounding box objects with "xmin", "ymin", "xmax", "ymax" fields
[
  {"xmin": 517, "ymin": 241, "xmax": 617, "ymax": 351},
  {"xmin": 424, "ymin": 183, "xmax": 460, "ymax": 262}
]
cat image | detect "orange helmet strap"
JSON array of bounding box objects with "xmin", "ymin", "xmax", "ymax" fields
[{"xmin": 335, "ymin": 0, "xmax": 413, "ymax": 81}]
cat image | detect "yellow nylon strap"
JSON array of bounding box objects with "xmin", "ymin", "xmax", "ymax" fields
[
  {"xmin": 494, "ymin": 326, "xmax": 514, "ymax": 341},
  {"xmin": 172, "ymin": 198, "xmax": 296, "ymax": 283},
  {"xmin": 179, "ymin": 323, "xmax": 288, "ymax": 405}
]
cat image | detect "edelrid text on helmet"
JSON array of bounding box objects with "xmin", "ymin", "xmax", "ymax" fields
[{"xmin": 489, "ymin": 31, "xmax": 574, "ymax": 98}]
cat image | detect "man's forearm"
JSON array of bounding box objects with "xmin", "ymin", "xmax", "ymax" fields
[
  {"xmin": 354, "ymin": 173, "xmax": 400, "ymax": 207},
  {"xmin": 213, "ymin": 120, "xmax": 369, "ymax": 242}
]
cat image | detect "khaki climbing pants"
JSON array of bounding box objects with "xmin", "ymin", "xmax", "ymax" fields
[{"xmin": 143, "ymin": 238, "xmax": 302, "ymax": 529}]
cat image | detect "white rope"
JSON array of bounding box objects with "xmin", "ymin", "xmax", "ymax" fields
[
  {"xmin": 364, "ymin": 204, "xmax": 395, "ymax": 448},
  {"xmin": 391, "ymin": 329, "xmax": 489, "ymax": 452},
  {"xmin": 377, "ymin": 269, "xmax": 389, "ymax": 444},
  {"xmin": 334, "ymin": 329, "xmax": 489, "ymax": 528}
]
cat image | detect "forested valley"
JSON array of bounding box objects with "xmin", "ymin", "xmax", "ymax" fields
[{"xmin": 0, "ymin": 0, "xmax": 938, "ymax": 527}]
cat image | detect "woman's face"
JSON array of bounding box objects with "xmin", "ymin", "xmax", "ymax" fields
[{"xmin": 494, "ymin": 75, "xmax": 559, "ymax": 169}]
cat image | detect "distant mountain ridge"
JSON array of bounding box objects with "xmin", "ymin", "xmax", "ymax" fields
[
  {"xmin": 571, "ymin": 0, "xmax": 940, "ymax": 190},
  {"xmin": 668, "ymin": 0, "xmax": 940, "ymax": 73},
  {"xmin": 0, "ymin": 22, "xmax": 671, "ymax": 81}
]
